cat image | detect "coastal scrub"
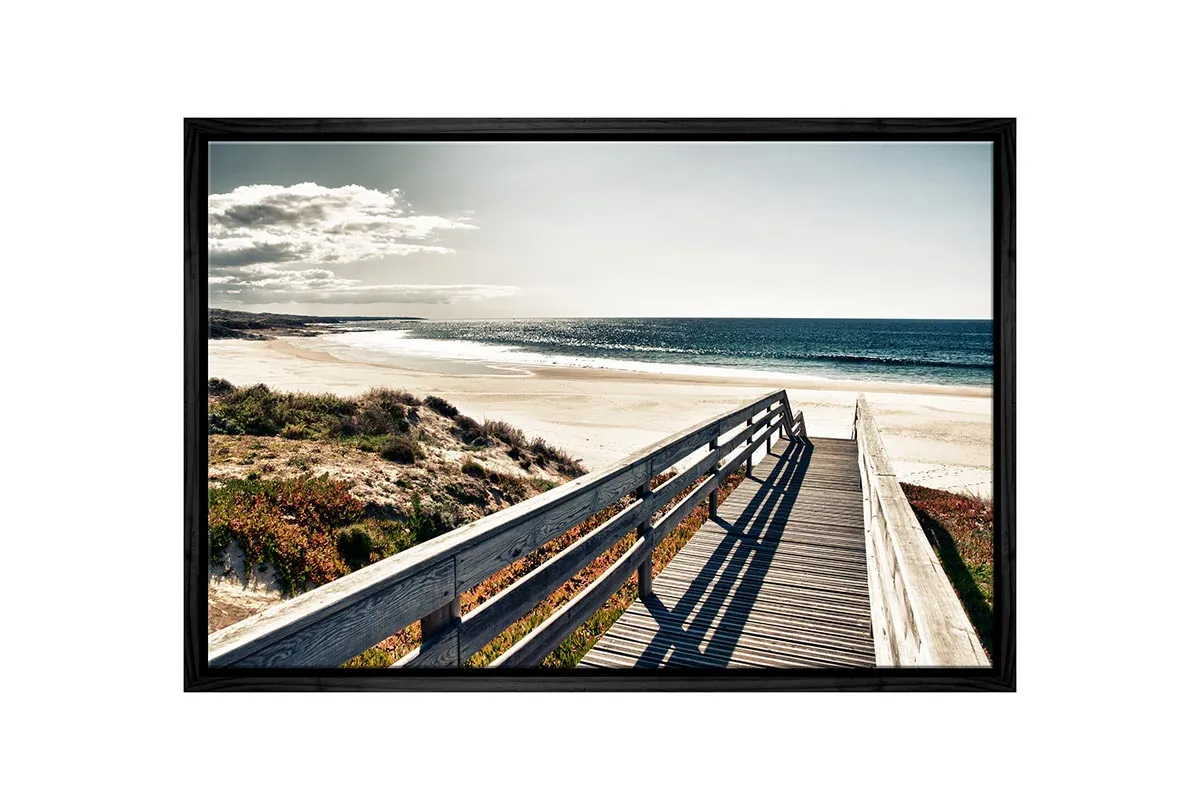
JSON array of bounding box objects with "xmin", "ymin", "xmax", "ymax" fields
[{"xmin": 901, "ymin": 483, "xmax": 995, "ymax": 656}]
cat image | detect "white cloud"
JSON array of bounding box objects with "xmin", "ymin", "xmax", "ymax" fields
[
  {"xmin": 208, "ymin": 183, "xmax": 475, "ymax": 267},
  {"xmin": 207, "ymin": 182, "xmax": 505, "ymax": 308}
]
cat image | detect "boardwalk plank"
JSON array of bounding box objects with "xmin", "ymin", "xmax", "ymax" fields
[{"xmin": 581, "ymin": 437, "xmax": 876, "ymax": 669}]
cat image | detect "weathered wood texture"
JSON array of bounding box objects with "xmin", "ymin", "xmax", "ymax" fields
[
  {"xmin": 209, "ymin": 389, "xmax": 801, "ymax": 668},
  {"xmin": 580, "ymin": 437, "xmax": 876, "ymax": 668},
  {"xmin": 853, "ymin": 396, "xmax": 989, "ymax": 667},
  {"xmin": 490, "ymin": 406, "xmax": 787, "ymax": 668}
]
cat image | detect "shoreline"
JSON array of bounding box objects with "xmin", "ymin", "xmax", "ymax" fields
[
  {"xmin": 209, "ymin": 336, "xmax": 994, "ymax": 498},
  {"xmin": 266, "ymin": 334, "xmax": 993, "ymax": 398}
]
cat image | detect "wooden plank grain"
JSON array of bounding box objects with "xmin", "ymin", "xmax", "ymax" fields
[
  {"xmin": 582, "ymin": 432, "xmax": 876, "ymax": 670},
  {"xmin": 854, "ymin": 395, "xmax": 989, "ymax": 667},
  {"xmin": 456, "ymin": 495, "xmax": 650, "ymax": 660},
  {"xmin": 454, "ymin": 458, "xmax": 649, "ymax": 592},
  {"xmin": 209, "ymin": 556, "xmax": 455, "ymax": 668},
  {"xmin": 650, "ymin": 449, "xmax": 719, "ymax": 509},
  {"xmin": 394, "ymin": 617, "xmax": 460, "ymax": 668},
  {"xmin": 492, "ymin": 537, "xmax": 653, "ymax": 667}
]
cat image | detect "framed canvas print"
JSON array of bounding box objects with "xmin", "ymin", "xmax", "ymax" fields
[{"xmin": 185, "ymin": 118, "xmax": 1015, "ymax": 691}]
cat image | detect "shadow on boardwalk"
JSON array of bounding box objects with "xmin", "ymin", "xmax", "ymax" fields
[{"xmin": 632, "ymin": 439, "xmax": 813, "ymax": 667}]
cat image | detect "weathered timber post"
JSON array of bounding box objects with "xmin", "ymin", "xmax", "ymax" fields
[
  {"xmin": 636, "ymin": 481, "xmax": 654, "ymax": 599},
  {"xmin": 419, "ymin": 596, "xmax": 461, "ymax": 666},
  {"xmin": 744, "ymin": 416, "xmax": 755, "ymax": 476},
  {"xmin": 708, "ymin": 437, "xmax": 720, "ymax": 517}
]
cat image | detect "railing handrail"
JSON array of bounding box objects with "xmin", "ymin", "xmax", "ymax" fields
[
  {"xmin": 854, "ymin": 395, "xmax": 989, "ymax": 667},
  {"xmin": 209, "ymin": 388, "xmax": 805, "ymax": 668}
]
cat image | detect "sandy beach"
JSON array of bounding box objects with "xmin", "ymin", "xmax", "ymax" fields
[{"xmin": 209, "ymin": 337, "xmax": 993, "ymax": 498}]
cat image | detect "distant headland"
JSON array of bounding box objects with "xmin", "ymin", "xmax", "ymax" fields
[{"xmin": 208, "ymin": 308, "xmax": 424, "ymax": 340}]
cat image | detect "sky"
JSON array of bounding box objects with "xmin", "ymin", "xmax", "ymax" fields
[{"xmin": 208, "ymin": 141, "xmax": 992, "ymax": 319}]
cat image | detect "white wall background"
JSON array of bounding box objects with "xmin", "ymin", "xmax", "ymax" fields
[{"xmin": 1, "ymin": 1, "xmax": 1195, "ymax": 808}]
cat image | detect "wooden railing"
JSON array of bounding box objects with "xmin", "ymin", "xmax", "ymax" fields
[
  {"xmin": 853, "ymin": 395, "xmax": 989, "ymax": 667},
  {"xmin": 208, "ymin": 389, "xmax": 807, "ymax": 668}
]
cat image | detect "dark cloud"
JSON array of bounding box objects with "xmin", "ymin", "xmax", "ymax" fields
[
  {"xmin": 209, "ymin": 242, "xmax": 307, "ymax": 268},
  {"xmin": 210, "ymin": 202, "xmax": 327, "ymax": 229}
]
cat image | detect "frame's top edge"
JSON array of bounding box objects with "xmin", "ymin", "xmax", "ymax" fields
[{"xmin": 183, "ymin": 118, "xmax": 1016, "ymax": 140}]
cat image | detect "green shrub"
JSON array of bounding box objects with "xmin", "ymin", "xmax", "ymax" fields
[
  {"xmin": 491, "ymin": 472, "xmax": 532, "ymax": 502},
  {"xmin": 424, "ymin": 395, "xmax": 458, "ymax": 417},
  {"xmin": 484, "ymin": 420, "xmax": 527, "ymax": 448},
  {"xmin": 216, "ymin": 383, "xmax": 282, "ymax": 435},
  {"xmin": 380, "ymin": 435, "xmax": 423, "ymax": 464},
  {"xmin": 404, "ymin": 495, "xmax": 455, "ymax": 543},
  {"xmin": 209, "ymin": 384, "xmax": 424, "ymax": 443},
  {"xmin": 209, "ymin": 377, "xmax": 236, "ymax": 397},
  {"xmin": 364, "ymin": 387, "xmax": 419, "ymax": 410},
  {"xmin": 280, "ymin": 423, "xmax": 309, "ymax": 440},
  {"xmin": 209, "ymin": 519, "xmax": 234, "ymax": 563},
  {"xmin": 336, "ymin": 525, "xmax": 374, "ymax": 568},
  {"xmin": 454, "ymin": 414, "xmax": 489, "ymax": 446},
  {"xmin": 332, "ymin": 520, "xmax": 416, "ymax": 567},
  {"xmin": 356, "ymin": 404, "xmax": 409, "ymax": 436},
  {"xmin": 529, "ymin": 437, "xmax": 586, "ymax": 477},
  {"xmin": 461, "ymin": 460, "xmax": 487, "ymax": 479},
  {"xmin": 446, "ymin": 479, "xmax": 489, "ymax": 506}
]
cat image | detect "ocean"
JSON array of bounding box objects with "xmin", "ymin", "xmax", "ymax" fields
[{"xmin": 311, "ymin": 318, "xmax": 993, "ymax": 388}]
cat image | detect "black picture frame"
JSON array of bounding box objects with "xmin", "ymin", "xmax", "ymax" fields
[{"xmin": 185, "ymin": 118, "xmax": 1015, "ymax": 691}]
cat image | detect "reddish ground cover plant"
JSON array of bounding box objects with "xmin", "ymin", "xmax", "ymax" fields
[
  {"xmin": 901, "ymin": 482, "xmax": 994, "ymax": 657},
  {"xmin": 209, "ymin": 475, "xmax": 364, "ymax": 595}
]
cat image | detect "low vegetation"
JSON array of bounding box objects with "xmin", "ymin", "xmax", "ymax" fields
[
  {"xmin": 208, "ymin": 380, "xmax": 591, "ymax": 642},
  {"xmin": 210, "ymin": 383, "xmax": 418, "ymax": 449},
  {"xmin": 423, "ymin": 394, "xmax": 458, "ymax": 418},
  {"xmin": 208, "ymin": 380, "xmax": 584, "ymax": 477},
  {"xmin": 460, "ymin": 460, "xmax": 487, "ymax": 479},
  {"xmin": 379, "ymin": 435, "xmax": 423, "ymax": 464},
  {"xmin": 208, "ymin": 379, "xmax": 740, "ymax": 668},
  {"xmin": 209, "ymin": 476, "xmax": 444, "ymax": 596},
  {"xmin": 482, "ymin": 419, "xmax": 525, "ymax": 447},
  {"xmin": 902, "ymin": 483, "xmax": 995, "ymax": 657}
]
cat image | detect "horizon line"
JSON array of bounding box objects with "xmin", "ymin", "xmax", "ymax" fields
[{"xmin": 209, "ymin": 307, "xmax": 992, "ymax": 322}]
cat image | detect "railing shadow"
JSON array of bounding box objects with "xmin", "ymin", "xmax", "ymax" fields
[
  {"xmin": 631, "ymin": 437, "xmax": 812, "ymax": 667},
  {"xmin": 907, "ymin": 503, "xmax": 994, "ymax": 658}
]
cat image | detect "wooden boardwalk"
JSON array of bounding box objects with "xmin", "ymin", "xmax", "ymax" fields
[
  {"xmin": 207, "ymin": 391, "xmax": 987, "ymax": 675},
  {"xmin": 579, "ymin": 436, "xmax": 875, "ymax": 668}
]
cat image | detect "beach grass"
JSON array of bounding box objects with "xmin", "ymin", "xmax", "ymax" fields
[
  {"xmin": 901, "ymin": 482, "xmax": 994, "ymax": 657},
  {"xmin": 208, "ymin": 379, "xmax": 584, "ymax": 476}
]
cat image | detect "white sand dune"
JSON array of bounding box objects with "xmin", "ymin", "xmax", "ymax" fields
[{"xmin": 209, "ymin": 337, "xmax": 993, "ymax": 499}]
